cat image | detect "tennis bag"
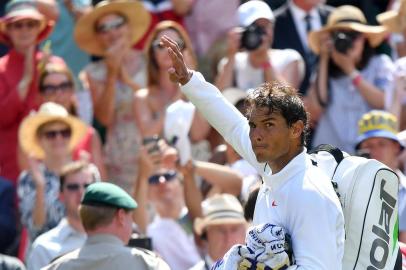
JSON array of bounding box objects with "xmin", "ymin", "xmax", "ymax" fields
[{"xmin": 309, "ymin": 144, "xmax": 402, "ymax": 270}]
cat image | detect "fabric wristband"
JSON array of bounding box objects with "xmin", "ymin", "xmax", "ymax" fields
[
  {"xmin": 261, "ymin": 61, "xmax": 272, "ymax": 70},
  {"xmin": 350, "ymin": 70, "xmax": 362, "ymax": 87}
]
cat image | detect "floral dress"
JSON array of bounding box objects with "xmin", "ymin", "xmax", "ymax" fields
[
  {"xmin": 17, "ymin": 165, "xmax": 65, "ymax": 242},
  {"xmin": 86, "ymin": 60, "xmax": 145, "ymax": 193}
]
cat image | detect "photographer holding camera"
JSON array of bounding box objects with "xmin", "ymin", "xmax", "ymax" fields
[
  {"xmin": 306, "ymin": 5, "xmax": 394, "ymax": 153},
  {"xmin": 214, "ymin": 0, "xmax": 304, "ymax": 91}
]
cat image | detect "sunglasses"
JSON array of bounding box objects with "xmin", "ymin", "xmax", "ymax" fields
[
  {"xmin": 96, "ymin": 17, "xmax": 126, "ymax": 34},
  {"xmin": 40, "ymin": 81, "xmax": 73, "ymax": 94},
  {"xmin": 7, "ymin": 20, "xmax": 40, "ymax": 30},
  {"xmin": 42, "ymin": 128, "xmax": 71, "ymax": 140},
  {"xmin": 148, "ymin": 171, "xmax": 177, "ymax": 185},
  {"xmin": 65, "ymin": 182, "xmax": 92, "ymax": 192},
  {"xmin": 152, "ymin": 39, "xmax": 186, "ymax": 51},
  {"xmin": 331, "ymin": 30, "xmax": 360, "ymax": 39}
]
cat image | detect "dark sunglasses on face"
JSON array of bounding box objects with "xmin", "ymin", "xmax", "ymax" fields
[
  {"xmin": 40, "ymin": 81, "xmax": 73, "ymax": 94},
  {"xmin": 152, "ymin": 39, "xmax": 186, "ymax": 51},
  {"xmin": 7, "ymin": 20, "xmax": 40, "ymax": 30},
  {"xmin": 42, "ymin": 128, "xmax": 71, "ymax": 140},
  {"xmin": 95, "ymin": 17, "xmax": 126, "ymax": 34},
  {"xmin": 65, "ymin": 182, "xmax": 91, "ymax": 191},
  {"xmin": 148, "ymin": 171, "xmax": 177, "ymax": 185}
]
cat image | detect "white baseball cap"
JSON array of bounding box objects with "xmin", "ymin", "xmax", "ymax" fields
[
  {"xmin": 222, "ymin": 87, "xmax": 247, "ymax": 106},
  {"xmin": 238, "ymin": 0, "xmax": 275, "ymax": 27}
]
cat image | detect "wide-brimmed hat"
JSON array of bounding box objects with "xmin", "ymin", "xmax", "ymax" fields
[
  {"xmin": 0, "ymin": 0, "xmax": 53, "ymax": 45},
  {"xmin": 238, "ymin": 0, "xmax": 274, "ymax": 27},
  {"xmin": 194, "ymin": 194, "xmax": 246, "ymax": 236},
  {"xmin": 308, "ymin": 5, "xmax": 388, "ymax": 55},
  {"xmin": 74, "ymin": 0, "xmax": 151, "ymax": 56},
  {"xmin": 355, "ymin": 110, "xmax": 404, "ymax": 150},
  {"xmin": 377, "ymin": 0, "xmax": 406, "ymax": 33},
  {"xmin": 19, "ymin": 102, "xmax": 87, "ymax": 159}
]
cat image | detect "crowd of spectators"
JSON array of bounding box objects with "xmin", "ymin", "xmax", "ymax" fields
[{"xmin": 0, "ymin": 0, "xmax": 406, "ymax": 269}]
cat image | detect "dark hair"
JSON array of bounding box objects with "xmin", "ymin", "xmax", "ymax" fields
[
  {"xmin": 328, "ymin": 34, "xmax": 375, "ymax": 78},
  {"xmin": 245, "ymin": 81, "xmax": 309, "ymax": 146},
  {"xmin": 235, "ymin": 99, "xmax": 248, "ymax": 115}
]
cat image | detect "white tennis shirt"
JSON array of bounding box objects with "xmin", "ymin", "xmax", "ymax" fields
[{"xmin": 181, "ymin": 72, "xmax": 345, "ymax": 270}]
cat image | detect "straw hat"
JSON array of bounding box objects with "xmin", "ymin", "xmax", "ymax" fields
[
  {"xmin": 19, "ymin": 102, "xmax": 88, "ymax": 159},
  {"xmin": 377, "ymin": 0, "xmax": 406, "ymax": 33},
  {"xmin": 308, "ymin": 5, "xmax": 388, "ymax": 55},
  {"xmin": 74, "ymin": 0, "xmax": 151, "ymax": 56},
  {"xmin": 0, "ymin": 0, "xmax": 54, "ymax": 45},
  {"xmin": 194, "ymin": 194, "xmax": 246, "ymax": 236}
]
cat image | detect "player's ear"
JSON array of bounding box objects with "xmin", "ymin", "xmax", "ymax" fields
[{"xmin": 290, "ymin": 120, "xmax": 304, "ymax": 140}]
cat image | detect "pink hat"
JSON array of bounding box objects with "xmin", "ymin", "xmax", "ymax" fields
[{"xmin": 0, "ymin": 0, "xmax": 54, "ymax": 45}]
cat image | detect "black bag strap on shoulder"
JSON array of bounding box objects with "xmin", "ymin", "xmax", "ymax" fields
[
  {"xmin": 308, "ymin": 144, "xmax": 344, "ymax": 201},
  {"xmin": 308, "ymin": 144, "xmax": 345, "ymax": 165}
]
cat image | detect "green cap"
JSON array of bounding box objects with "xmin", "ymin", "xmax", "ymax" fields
[{"xmin": 81, "ymin": 182, "xmax": 137, "ymax": 210}]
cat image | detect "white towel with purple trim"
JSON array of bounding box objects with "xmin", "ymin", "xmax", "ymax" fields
[{"xmin": 211, "ymin": 223, "xmax": 291, "ymax": 270}]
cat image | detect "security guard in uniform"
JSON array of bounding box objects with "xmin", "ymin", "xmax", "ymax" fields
[{"xmin": 43, "ymin": 182, "xmax": 170, "ymax": 270}]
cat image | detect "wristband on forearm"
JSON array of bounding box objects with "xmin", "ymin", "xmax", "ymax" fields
[
  {"xmin": 349, "ymin": 70, "xmax": 362, "ymax": 87},
  {"xmin": 261, "ymin": 61, "xmax": 272, "ymax": 71}
]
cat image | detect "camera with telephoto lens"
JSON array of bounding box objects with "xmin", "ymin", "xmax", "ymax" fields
[
  {"xmin": 240, "ymin": 23, "xmax": 266, "ymax": 51},
  {"xmin": 331, "ymin": 31, "xmax": 360, "ymax": 54}
]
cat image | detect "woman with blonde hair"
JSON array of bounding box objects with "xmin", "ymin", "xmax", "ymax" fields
[
  {"xmin": 135, "ymin": 20, "xmax": 196, "ymax": 137},
  {"xmin": 134, "ymin": 20, "xmax": 210, "ymax": 163},
  {"xmin": 75, "ymin": 0, "xmax": 150, "ymax": 193},
  {"xmin": 38, "ymin": 63, "xmax": 106, "ymax": 178},
  {"xmin": 18, "ymin": 102, "xmax": 88, "ymax": 241}
]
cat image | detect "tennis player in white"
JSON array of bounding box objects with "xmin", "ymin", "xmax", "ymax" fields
[{"xmin": 160, "ymin": 36, "xmax": 345, "ymax": 269}]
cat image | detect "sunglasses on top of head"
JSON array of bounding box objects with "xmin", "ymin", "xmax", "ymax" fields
[
  {"xmin": 40, "ymin": 81, "xmax": 73, "ymax": 94},
  {"xmin": 42, "ymin": 128, "xmax": 71, "ymax": 140},
  {"xmin": 95, "ymin": 17, "xmax": 126, "ymax": 34},
  {"xmin": 148, "ymin": 171, "xmax": 177, "ymax": 185},
  {"xmin": 64, "ymin": 182, "xmax": 92, "ymax": 192},
  {"xmin": 152, "ymin": 39, "xmax": 186, "ymax": 51}
]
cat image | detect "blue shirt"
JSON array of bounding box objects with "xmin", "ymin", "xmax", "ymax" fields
[
  {"xmin": 42, "ymin": 0, "xmax": 90, "ymax": 80},
  {"xmin": 313, "ymin": 54, "xmax": 394, "ymax": 154}
]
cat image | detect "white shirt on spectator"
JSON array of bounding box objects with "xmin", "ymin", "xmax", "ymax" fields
[
  {"xmin": 147, "ymin": 209, "xmax": 201, "ymax": 270},
  {"xmin": 229, "ymin": 159, "xmax": 260, "ymax": 202},
  {"xmin": 189, "ymin": 255, "xmax": 215, "ymax": 270},
  {"xmin": 288, "ymin": 0, "xmax": 322, "ymax": 51},
  {"xmin": 27, "ymin": 218, "xmax": 86, "ymax": 270},
  {"xmin": 218, "ymin": 49, "xmax": 304, "ymax": 91}
]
